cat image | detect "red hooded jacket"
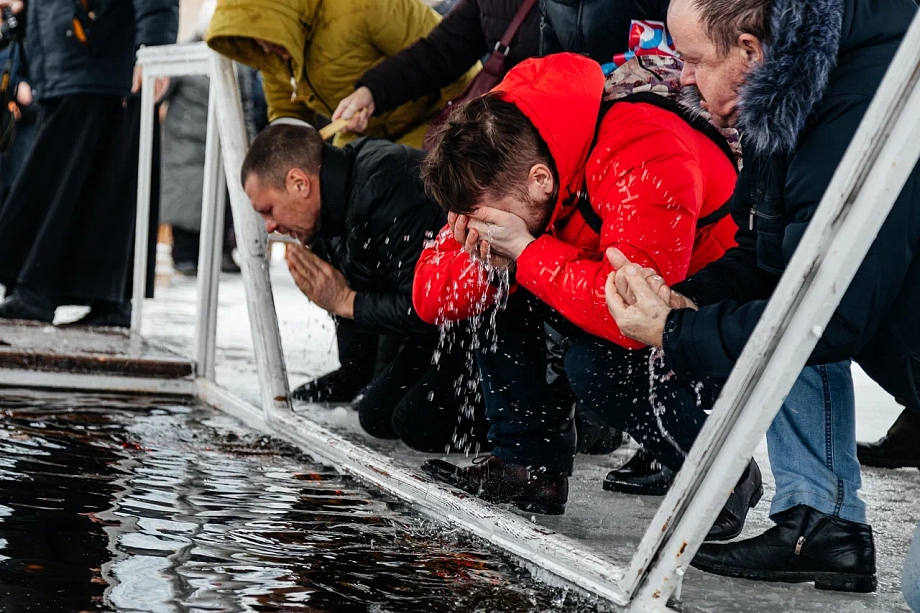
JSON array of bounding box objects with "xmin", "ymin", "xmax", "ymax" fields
[{"xmin": 412, "ymin": 54, "xmax": 738, "ymax": 348}]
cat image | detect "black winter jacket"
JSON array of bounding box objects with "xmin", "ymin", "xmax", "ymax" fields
[
  {"xmin": 25, "ymin": 0, "xmax": 178, "ymax": 100},
  {"xmin": 539, "ymin": 0, "xmax": 669, "ymax": 63},
  {"xmin": 314, "ymin": 139, "xmax": 445, "ymax": 337},
  {"xmin": 357, "ymin": 0, "xmax": 541, "ymax": 116},
  {"xmin": 665, "ymin": 0, "xmax": 920, "ymax": 410}
]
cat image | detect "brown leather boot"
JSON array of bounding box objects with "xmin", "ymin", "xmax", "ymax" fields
[
  {"xmin": 422, "ymin": 456, "xmax": 568, "ymax": 515},
  {"xmin": 857, "ymin": 407, "xmax": 920, "ymax": 468}
]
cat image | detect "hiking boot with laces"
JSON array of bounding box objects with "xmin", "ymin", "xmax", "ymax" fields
[{"xmin": 422, "ymin": 455, "xmax": 568, "ymax": 515}]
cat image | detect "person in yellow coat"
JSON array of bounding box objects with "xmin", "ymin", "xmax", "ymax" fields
[{"xmin": 206, "ymin": 0, "xmax": 477, "ymax": 148}]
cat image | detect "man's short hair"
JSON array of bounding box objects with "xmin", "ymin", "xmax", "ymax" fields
[
  {"xmin": 687, "ymin": 0, "xmax": 771, "ymax": 55},
  {"xmin": 241, "ymin": 123, "xmax": 324, "ymax": 189},
  {"xmin": 421, "ymin": 93, "xmax": 557, "ymax": 215}
]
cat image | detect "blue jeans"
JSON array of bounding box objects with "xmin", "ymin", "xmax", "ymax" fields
[
  {"xmin": 767, "ymin": 361, "xmax": 866, "ymax": 524},
  {"xmin": 904, "ymin": 521, "xmax": 920, "ymax": 611}
]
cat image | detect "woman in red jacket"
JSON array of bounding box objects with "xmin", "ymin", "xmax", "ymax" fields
[{"xmin": 414, "ymin": 54, "xmax": 759, "ymax": 532}]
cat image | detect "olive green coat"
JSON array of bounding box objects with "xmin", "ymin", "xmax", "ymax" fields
[{"xmin": 206, "ymin": 0, "xmax": 477, "ymax": 147}]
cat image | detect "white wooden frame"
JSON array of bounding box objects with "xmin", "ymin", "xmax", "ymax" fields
[{"xmin": 8, "ymin": 11, "xmax": 920, "ymax": 606}]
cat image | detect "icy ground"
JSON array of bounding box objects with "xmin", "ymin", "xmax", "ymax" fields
[{"xmin": 128, "ymin": 247, "xmax": 918, "ymax": 613}]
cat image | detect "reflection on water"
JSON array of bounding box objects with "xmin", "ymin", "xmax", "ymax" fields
[{"xmin": 0, "ymin": 392, "xmax": 586, "ymax": 612}]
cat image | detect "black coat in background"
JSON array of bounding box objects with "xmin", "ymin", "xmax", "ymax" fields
[
  {"xmin": 538, "ymin": 0, "xmax": 670, "ymax": 63},
  {"xmin": 665, "ymin": 0, "xmax": 920, "ymax": 411},
  {"xmin": 357, "ymin": 0, "xmax": 541, "ymax": 116},
  {"xmin": 314, "ymin": 139, "xmax": 445, "ymax": 337},
  {"xmin": 26, "ymin": 0, "xmax": 178, "ymax": 100},
  {"xmin": 0, "ymin": 0, "xmax": 178, "ymax": 306}
]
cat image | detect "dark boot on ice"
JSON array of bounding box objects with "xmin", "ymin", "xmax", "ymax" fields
[
  {"xmin": 691, "ymin": 504, "xmax": 877, "ymax": 593},
  {"xmin": 291, "ymin": 366, "xmax": 373, "ymax": 404},
  {"xmin": 705, "ymin": 459, "xmax": 763, "ymax": 541},
  {"xmin": 603, "ymin": 449, "xmax": 675, "ymax": 496},
  {"xmin": 68, "ymin": 301, "xmax": 131, "ymax": 328},
  {"xmin": 423, "ymin": 455, "xmax": 568, "ymax": 515},
  {"xmin": 857, "ymin": 407, "xmax": 920, "ymax": 468},
  {"xmin": 575, "ymin": 404, "xmax": 625, "ymax": 455},
  {"xmin": 0, "ymin": 289, "xmax": 55, "ymax": 323}
]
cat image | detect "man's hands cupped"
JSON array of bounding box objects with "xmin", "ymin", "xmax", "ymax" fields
[
  {"xmin": 286, "ymin": 244, "xmax": 356, "ymax": 318},
  {"xmin": 448, "ymin": 207, "xmax": 535, "ymax": 270},
  {"xmin": 604, "ymin": 247, "xmax": 698, "ymax": 348}
]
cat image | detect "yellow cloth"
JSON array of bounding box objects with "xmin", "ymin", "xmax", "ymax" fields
[{"xmin": 206, "ymin": 0, "xmax": 478, "ymax": 147}]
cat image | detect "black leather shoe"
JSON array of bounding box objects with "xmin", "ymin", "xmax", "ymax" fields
[
  {"xmin": 603, "ymin": 449, "xmax": 675, "ymax": 496},
  {"xmin": 291, "ymin": 367, "xmax": 373, "ymax": 404},
  {"xmin": 67, "ymin": 302, "xmax": 131, "ymax": 328},
  {"xmin": 0, "ymin": 291, "xmax": 55, "ymax": 323},
  {"xmin": 575, "ymin": 404, "xmax": 624, "ymax": 455},
  {"xmin": 691, "ymin": 505, "xmax": 877, "ymax": 593},
  {"xmin": 706, "ymin": 459, "xmax": 763, "ymax": 542},
  {"xmin": 422, "ymin": 456, "xmax": 568, "ymax": 515},
  {"xmin": 857, "ymin": 408, "xmax": 920, "ymax": 468}
]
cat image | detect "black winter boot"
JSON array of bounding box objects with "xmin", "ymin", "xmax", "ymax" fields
[
  {"xmin": 68, "ymin": 301, "xmax": 131, "ymax": 328},
  {"xmin": 691, "ymin": 504, "xmax": 877, "ymax": 593},
  {"xmin": 423, "ymin": 455, "xmax": 568, "ymax": 515},
  {"xmin": 575, "ymin": 404, "xmax": 625, "ymax": 455},
  {"xmin": 857, "ymin": 407, "xmax": 920, "ymax": 468},
  {"xmin": 0, "ymin": 289, "xmax": 55, "ymax": 323},
  {"xmin": 603, "ymin": 449, "xmax": 675, "ymax": 496}
]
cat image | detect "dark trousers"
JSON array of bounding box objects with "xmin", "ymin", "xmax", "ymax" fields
[
  {"xmin": 564, "ymin": 334, "xmax": 714, "ymax": 470},
  {"xmin": 0, "ymin": 95, "xmax": 144, "ymax": 305},
  {"xmin": 356, "ymin": 331, "xmax": 490, "ymax": 453},
  {"xmin": 475, "ymin": 290, "xmax": 580, "ymax": 474}
]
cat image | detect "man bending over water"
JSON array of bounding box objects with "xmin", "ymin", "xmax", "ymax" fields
[{"xmin": 413, "ymin": 53, "xmax": 761, "ymax": 540}]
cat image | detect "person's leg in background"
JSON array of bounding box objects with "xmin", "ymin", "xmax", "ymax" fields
[
  {"xmin": 390, "ymin": 325, "xmax": 491, "ymax": 454},
  {"xmin": 356, "ymin": 336, "xmax": 433, "ymax": 441},
  {"xmin": 768, "ymin": 361, "xmax": 866, "ymax": 523},
  {"xmin": 422, "ymin": 290, "xmax": 574, "ymax": 515},
  {"xmin": 691, "ymin": 361, "xmax": 877, "ymax": 593},
  {"xmin": 0, "ymin": 96, "xmax": 106, "ymax": 323},
  {"xmin": 564, "ymin": 334, "xmax": 762, "ymax": 540},
  {"xmin": 292, "ymin": 318, "xmax": 381, "ymax": 403}
]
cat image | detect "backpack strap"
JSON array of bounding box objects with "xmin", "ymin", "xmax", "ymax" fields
[{"xmin": 576, "ymin": 92, "xmax": 737, "ymax": 234}]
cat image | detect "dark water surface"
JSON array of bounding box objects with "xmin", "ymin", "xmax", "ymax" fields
[{"xmin": 0, "ymin": 391, "xmax": 587, "ymax": 613}]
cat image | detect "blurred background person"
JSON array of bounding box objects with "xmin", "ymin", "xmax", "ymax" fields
[
  {"xmin": 159, "ymin": 0, "xmax": 264, "ymax": 276},
  {"xmin": 205, "ymin": 0, "xmax": 477, "ymax": 148},
  {"xmin": 0, "ymin": 0, "xmax": 179, "ymax": 326},
  {"xmin": 0, "ymin": 39, "xmax": 40, "ymax": 208}
]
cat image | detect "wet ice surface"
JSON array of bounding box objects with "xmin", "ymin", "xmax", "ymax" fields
[
  {"xmin": 136, "ymin": 257, "xmax": 920, "ymax": 612},
  {"xmin": 0, "ymin": 390, "xmax": 587, "ymax": 612}
]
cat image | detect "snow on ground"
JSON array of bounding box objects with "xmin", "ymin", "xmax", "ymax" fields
[{"xmin": 140, "ymin": 250, "xmax": 919, "ymax": 613}]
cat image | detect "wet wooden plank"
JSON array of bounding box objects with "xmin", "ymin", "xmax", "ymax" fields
[{"xmin": 0, "ymin": 321, "xmax": 194, "ymax": 379}]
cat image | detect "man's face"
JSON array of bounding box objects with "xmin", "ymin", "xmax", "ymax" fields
[
  {"xmin": 476, "ymin": 190, "xmax": 552, "ymax": 236},
  {"xmin": 668, "ymin": 1, "xmax": 760, "ymax": 128},
  {"xmin": 473, "ymin": 163, "xmax": 555, "ymax": 234},
  {"xmin": 244, "ymin": 172, "xmax": 320, "ymax": 245}
]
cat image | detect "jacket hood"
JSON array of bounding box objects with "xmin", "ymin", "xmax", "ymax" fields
[
  {"xmin": 491, "ymin": 53, "xmax": 605, "ymax": 217},
  {"xmin": 738, "ymin": 0, "xmax": 844, "ymax": 155},
  {"xmin": 206, "ymin": 0, "xmax": 319, "ymax": 85},
  {"xmin": 739, "ymin": 0, "xmax": 917, "ymax": 155}
]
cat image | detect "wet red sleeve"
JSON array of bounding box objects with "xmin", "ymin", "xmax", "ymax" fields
[
  {"xmin": 515, "ymin": 113, "xmax": 705, "ymax": 347},
  {"xmin": 412, "ymin": 225, "xmax": 500, "ymax": 324}
]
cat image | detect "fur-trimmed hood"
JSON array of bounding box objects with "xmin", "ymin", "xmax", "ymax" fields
[
  {"xmin": 737, "ymin": 0, "xmax": 845, "ymax": 155},
  {"xmin": 739, "ymin": 0, "xmax": 918, "ymax": 155}
]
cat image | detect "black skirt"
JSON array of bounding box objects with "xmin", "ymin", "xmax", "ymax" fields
[{"xmin": 0, "ymin": 94, "xmax": 154, "ymax": 305}]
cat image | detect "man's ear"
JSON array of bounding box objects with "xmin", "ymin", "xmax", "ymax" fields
[
  {"xmin": 529, "ymin": 163, "xmax": 555, "ymax": 198},
  {"xmin": 286, "ymin": 167, "xmax": 312, "ymax": 197},
  {"xmin": 737, "ymin": 33, "xmax": 765, "ymax": 66}
]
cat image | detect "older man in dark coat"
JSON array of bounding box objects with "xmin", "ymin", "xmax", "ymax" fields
[
  {"xmin": 0, "ymin": 0, "xmax": 178, "ymax": 326},
  {"xmin": 602, "ymin": 0, "xmax": 920, "ymax": 594}
]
